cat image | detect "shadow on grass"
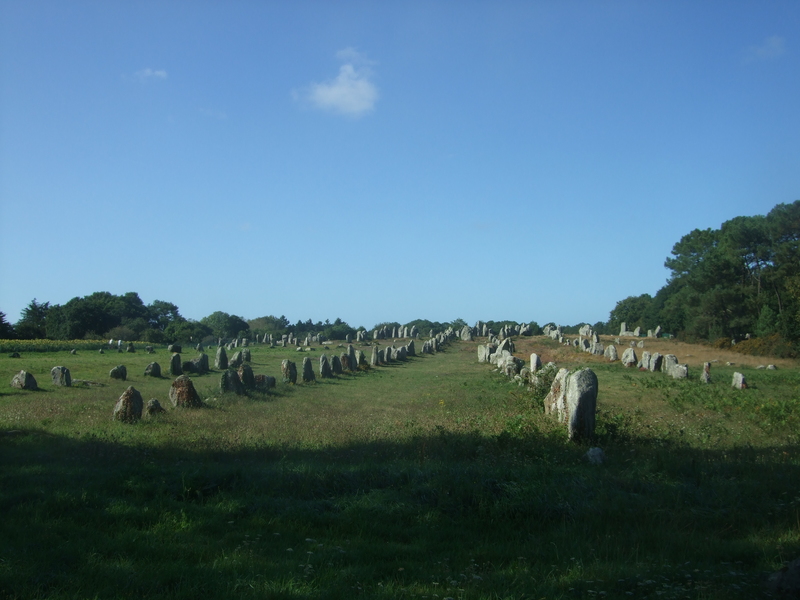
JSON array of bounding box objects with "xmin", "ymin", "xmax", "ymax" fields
[{"xmin": 1, "ymin": 422, "xmax": 799, "ymax": 599}]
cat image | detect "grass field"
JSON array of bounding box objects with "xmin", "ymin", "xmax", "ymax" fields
[{"xmin": 1, "ymin": 336, "xmax": 799, "ymax": 599}]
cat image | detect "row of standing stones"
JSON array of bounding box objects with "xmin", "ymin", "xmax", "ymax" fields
[
  {"xmin": 473, "ymin": 323, "xmax": 774, "ymax": 442},
  {"xmin": 9, "ymin": 328, "xmax": 462, "ymax": 424}
]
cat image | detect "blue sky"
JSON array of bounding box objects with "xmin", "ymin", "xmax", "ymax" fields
[{"xmin": 1, "ymin": 1, "xmax": 798, "ymax": 330}]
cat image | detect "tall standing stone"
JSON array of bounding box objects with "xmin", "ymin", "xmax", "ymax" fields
[
  {"xmin": 649, "ymin": 353, "xmax": 663, "ymax": 372},
  {"xmin": 663, "ymin": 354, "xmax": 678, "ymax": 375},
  {"xmin": 319, "ymin": 354, "xmax": 333, "ymax": 378},
  {"xmin": 220, "ymin": 369, "xmax": 245, "ymax": 395},
  {"xmin": 564, "ymin": 368, "xmax": 598, "ymax": 442},
  {"xmin": 347, "ymin": 345, "xmax": 357, "ymax": 372},
  {"xmin": 238, "ymin": 363, "xmax": 256, "ymax": 390},
  {"xmin": 370, "ymin": 346, "xmax": 379, "ymax": 367},
  {"xmin": 331, "ymin": 354, "xmax": 343, "ymax": 375},
  {"xmin": 169, "ymin": 353, "xmax": 182, "ymax": 376},
  {"xmin": 700, "ymin": 362, "xmax": 711, "ymax": 384},
  {"xmin": 215, "ymin": 346, "xmax": 228, "ymax": 370},
  {"xmin": 621, "ymin": 348, "xmax": 637, "ymax": 368},
  {"xmin": 530, "ymin": 353, "xmax": 542, "ymax": 373},
  {"xmin": 544, "ymin": 368, "xmax": 571, "ymax": 417},
  {"xmin": 281, "ymin": 359, "xmax": 297, "ymax": 384},
  {"xmin": 302, "ymin": 357, "xmax": 315, "ymax": 382},
  {"xmin": 732, "ymin": 372, "xmax": 747, "ymax": 389}
]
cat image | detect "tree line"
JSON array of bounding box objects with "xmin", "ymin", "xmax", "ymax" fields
[{"xmin": 603, "ymin": 200, "xmax": 800, "ymax": 351}]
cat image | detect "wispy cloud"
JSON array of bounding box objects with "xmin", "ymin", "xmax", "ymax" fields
[
  {"xmin": 199, "ymin": 107, "xmax": 228, "ymax": 120},
  {"xmin": 301, "ymin": 48, "xmax": 378, "ymax": 117},
  {"xmin": 135, "ymin": 68, "xmax": 168, "ymax": 82},
  {"xmin": 743, "ymin": 35, "xmax": 786, "ymax": 63}
]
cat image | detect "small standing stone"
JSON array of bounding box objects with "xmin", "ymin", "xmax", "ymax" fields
[
  {"xmin": 10, "ymin": 370, "xmax": 38, "ymax": 390},
  {"xmin": 109, "ymin": 365, "xmax": 127, "ymax": 381},
  {"xmin": 700, "ymin": 362, "xmax": 711, "ymax": 384},
  {"xmin": 144, "ymin": 362, "xmax": 162, "ymax": 378},
  {"xmin": 281, "ymin": 359, "xmax": 297, "ymax": 384},
  {"xmin": 732, "ymin": 372, "xmax": 747, "ymax": 390},
  {"xmin": 146, "ymin": 398, "xmax": 166, "ymax": 416},
  {"xmin": 302, "ymin": 357, "xmax": 315, "ymax": 383},
  {"xmin": 51, "ymin": 366, "xmax": 72, "ymax": 387},
  {"xmin": 170, "ymin": 375, "xmax": 203, "ymax": 407}
]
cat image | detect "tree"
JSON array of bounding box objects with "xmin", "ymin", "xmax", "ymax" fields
[
  {"xmin": 200, "ymin": 311, "xmax": 250, "ymax": 340},
  {"xmin": 607, "ymin": 294, "xmax": 654, "ymax": 334},
  {"xmin": 0, "ymin": 312, "xmax": 15, "ymax": 339},
  {"xmin": 148, "ymin": 300, "xmax": 182, "ymax": 331},
  {"xmin": 14, "ymin": 299, "xmax": 49, "ymax": 339}
]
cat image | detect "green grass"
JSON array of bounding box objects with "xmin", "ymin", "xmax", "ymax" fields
[{"xmin": 1, "ymin": 339, "xmax": 799, "ymax": 599}]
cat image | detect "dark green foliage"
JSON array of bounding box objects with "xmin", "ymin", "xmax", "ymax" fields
[
  {"xmin": 200, "ymin": 311, "xmax": 250, "ymax": 340},
  {"xmin": 0, "ymin": 311, "xmax": 15, "ymax": 338},
  {"xmin": 606, "ymin": 200, "xmax": 800, "ymax": 349}
]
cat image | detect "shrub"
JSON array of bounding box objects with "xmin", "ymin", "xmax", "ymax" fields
[{"xmin": 730, "ymin": 333, "xmax": 798, "ymax": 358}]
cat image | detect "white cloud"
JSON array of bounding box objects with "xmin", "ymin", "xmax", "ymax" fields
[
  {"xmin": 744, "ymin": 35, "xmax": 786, "ymax": 63},
  {"xmin": 304, "ymin": 48, "xmax": 378, "ymax": 117},
  {"xmin": 135, "ymin": 68, "xmax": 168, "ymax": 82}
]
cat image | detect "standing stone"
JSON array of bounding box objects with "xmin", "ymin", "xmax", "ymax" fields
[
  {"xmin": 167, "ymin": 344, "xmax": 182, "ymax": 354},
  {"xmin": 340, "ymin": 353, "xmax": 351, "ymax": 371},
  {"xmin": 169, "ymin": 353, "xmax": 183, "ymax": 376},
  {"xmin": 51, "ymin": 366, "xmax": 72, "ymax": 387},
  {"xmin": 238, "ymin": 363, "xmax": 255, "ymax": 389},
  {"xmin": 406, "ymin": 339, "xmax": 416, "ymax": 356},
  {"xmin": 637, "ymin": 340, "xmax": 645, "ymax": 348},
  {"xmin": 109, "ymin": 365, "xmax": 127, "ymax": 381},
  {"xmin": 633, "ymin": 327, "xmax": 641, "ymax": 337},
  {"xmin": 10, "ymin": 370, "xmax": 38, "ymax": 390},
  {"xmin": 544, "ymin": 368, "xmax": 571, "ymax": 417},
  {"xmin": 319, "ymin": 354, "xmax": 333, "ymax": 378},
  {"xmin": 700, "ymin": 362, "xmax": 711, "ymax": 384},
  {"xmin": 191, "ymin": 354, "xmax": 209, "ymax": 375},
  {"xmin": 732, "ymin": 372, "xmax": 747, "ymax": 390},
  {"xmin": 640, "ymin": 351, "xmax": 651, "ymax": 370},
  {"xmin": 671, "ymin": 364, "xmax": 688, "ymax": 379},
  {"xmin": 146, "ymin": 398, "xmax": 166, "ymax": 416},
  {"xmin": 281, "ymin": 360, "xmax": 297, "ymax": 384},
  {"xmin": 621, "ymin": 348, "xmax": 637, "ymax": 367},
  {"xmin": 604, "ymin": 345, "xmax": 618, "ymax": 361},
  {"xmin": 347, "ymin": 345, "xmax": 357, "ymax": 372},
  {"xmin": 331, "ymin": 355, "xmax": 343, "ymax": 375},
  {"xmin": 478, "ymin": 345, "xmax": 489, "ymax": 363},
  {"xmin": 170, "ymin": 375, "xmax": 203, "ymax": 407},
  {"xmin": 229, "ymin": 351, "xmax": 244, "ymax": 369},
  {"xmin": 215, "ymin": 346, "xmax": 228, "ymax": 370},
  {"xmin": 242, "ymin": 348, "xmax": 251, "ymax": 363},
  {"xmin": 530, "ymin": 353, "xmax": 542, "ymax": 373},
  {"xmin": 220, "ymin": 369, "xmax": 245, "ymax": 395},
  {"xmin": 144, "ymin": 362, "xmax": 162, "ymax": 378},
  {"xmin": 370, "ymin": 346, "xmax": 379, "ymax": 367},
  {"xmin": 126, "ymin": 342, "xmax": 136, "ymax": 353},
  {"xmin": 663, "ymin": 354, "xmax": 678, "ymax": 375},
  {"xmin": 113, "ymin": 386, "xmax": 143, "ymax": 423},
  {"xmin": 649, "ymin": 353, "xmax": 663, "ymax": 372},
  {"xmin": 355, "ymin": 349, "xmax": 368, "ymax": 366},
  {"xmin": 564, "ymin": 368, "xmax": 598, "ymax": 442},
  {"xmin": 302, "ymin": 357, "xmax": 315, "ymax": 383}
]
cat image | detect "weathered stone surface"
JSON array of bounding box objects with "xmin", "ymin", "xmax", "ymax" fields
[
  {"xmin": 144, "ymin": 362, "xmax": 162, "ymax": 378},
  {"xmin": 146, "ymin": 398, "xmax": 166, "ymax": 416},
  {"xmin": 229, "ymin": 351, "xmax": 244, "ymax": 369},
  {"xmin": 51, "ymin": 366, "xmax": 72, "ymax": 387},
  {"xmin": 621, "ymin": 348, "xmax": 637, "ymax": 368},
  {"xmin": 319, "ymin": 354, "xmax": 333, "ymax": 378},
  {"xmin": 302, "ymin": 357, "xmax": 315, "ymax": 383},
  {"xmin": 564, "ymin": 368, "xmax": 598, "ymax": 441},
  {"xmin": 238, "ymin": 363, "xmax": 255, "ymax": 389},
  {"xmin": 604, "ymin": 345, "xmax": 618, "ymax": 361},
  {"xmin": 530, "ymin": 353, "xmax": 542, "ymax": 372},
  {"xmin": 501, "ymin": 355, "xmax": 524, "ymax": 377},
  {"xmin": 169, "ymin": 353, "xmax": 182, "ymax": 376},
  {"xmin": 700, "ymin": 362, "xmax": 711, "ymax": 384},
  {"xmin": 732, "ymin": 372, "xmax": 747, "ymax": 389},
  {"xmin": 347, "ymin": 345, "xmax": 357, "ymax": 372},
  {"xmin": 370, "ymin": 346, "xmax": 379, "ymax": 367},
  {"xmin": 109, "ymin": 365, "xmax": 127, "ymax": 381},
  {"xmin": 671, "ymin": 364, "xmax": 688, "ymax": 379},
  {"xmin": 170, "ymin": 375, "xmax": 203, "ymax": 407},
  {"xmin": 649, "ymin": 353, "xmax": 663, "ymax": 372},
  {"xmin": 215, "ymin": 346, "xmax": 228, "ymax": 370},
  {"xmin": 11, "ymin": 370, "xmax": 38, "ymax": 390},
  {"xmin": 126, "ymin": 342, "xmax": 136, "ymax": 353},
  {"xmin": 168, "ymin": 344, "xmax": 182, "ymax": 354},
  {"xmin": 191, "ymin": 354, "xmax": 209, "ymax": 375},
  {"xmin": 242, "ymin": 348, "xmax": 251, "ymax": 363},
  {"xmin": 663, "ymin": 354, "xmax": 678, "ymax": 375},
  {"xmin": 254, "ymin": 374, "xmax": 276, "ymax": 392},
  {"xmin": 331, "ymin": 355, "xmax": 343, "ymax": 375},
  {"xmin": 281, "ymin": 360, "xmax": 297, "ymax": 384},
  {"xmin": 636, "ymin": 340, "xmax": 644, "ymax": 348},
  {"xmin": 113, "ymin": 386, "xmax": 143, "ymax": 423},
  {"xmin": 220, "ymin": 369, "xmax": 245, "ymax": 395},
  {"xmin": 544, "ymin": 368, "xmax": 571, "ymax": 417},
  {"xmin": 406, "ymin": 339, "xmax": 416, "ymax": 356}
]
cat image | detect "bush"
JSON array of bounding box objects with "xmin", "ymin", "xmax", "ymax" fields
[{"xmin": 730, "ymin": 334, "xmax": 798, "ymax": 358}]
